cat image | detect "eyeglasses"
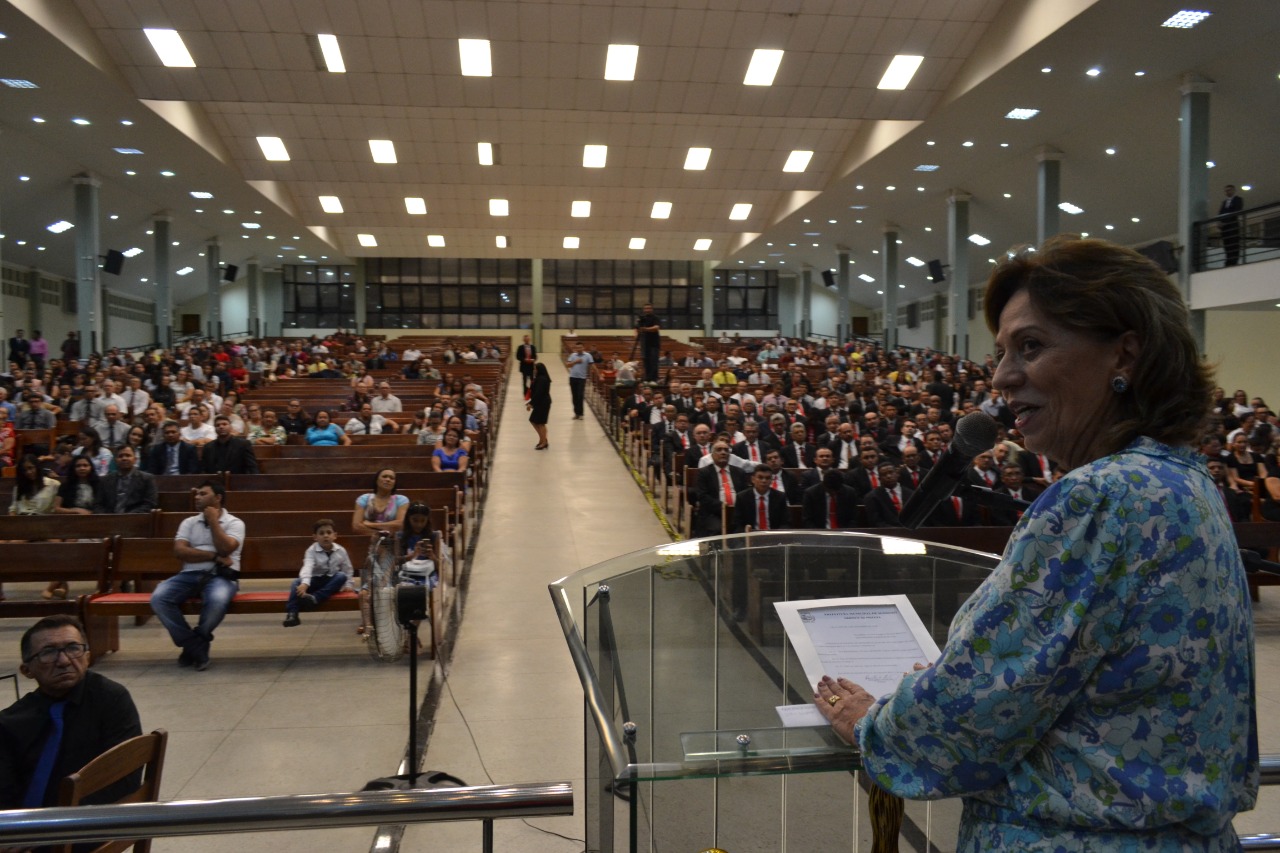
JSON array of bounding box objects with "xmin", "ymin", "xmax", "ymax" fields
[{"xmin": 25, "ymin": 642, "xmax": 89, "ymax": 664}]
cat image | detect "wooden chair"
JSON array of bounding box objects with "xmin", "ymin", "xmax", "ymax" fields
[{"xmin": 56, "ymin": 729, "xmax": 168, "ymax": 853}]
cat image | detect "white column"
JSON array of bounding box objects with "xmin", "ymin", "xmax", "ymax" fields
[
  {"xmin": 946, "ymin": 192, "xmax": 972, "ymax": 358},
  {"xmin": 1179, "ymin": 74, "xmax": 1213, "ymax": 351},
  {"xmin": 881, "ymin": 225, "xmax": 899, "ymax": 350}
]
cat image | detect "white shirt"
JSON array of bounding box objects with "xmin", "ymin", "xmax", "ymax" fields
[
  {"xmin": 122, "ymin": 387, "xmax": 151, "ymax": 417},
  {"xmin": 180, "ymin": 422, "xmax": 217, "ymax": 444},
  {"xmin": 175, "ymin": 509, "xmax": 245, "ymax": 573},
  {"xmin": 371, "ymin": 395, "xmax": 403, "ymax": 413},
  {"xmin": 345, "ymin": 415, "xmax": 390, "ymax": 434},
  {"xmin": 401, "ymin": 348, "xmax": 422, "ymax": 363},
  {"xmin": 298, "ymin": 542, "xmax": 354, "ymax": 584}
]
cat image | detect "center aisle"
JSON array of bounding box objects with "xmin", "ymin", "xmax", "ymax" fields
[{"xmin": 403, "ymin": 355, "xmax": 671, "ymax": 850}]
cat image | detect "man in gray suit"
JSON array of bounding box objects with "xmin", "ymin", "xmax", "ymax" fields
[{"xmin": 97, "ymin": 445, "xmax": 158, "ymax": 514}]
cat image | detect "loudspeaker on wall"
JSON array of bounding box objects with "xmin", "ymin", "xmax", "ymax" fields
[{"xmin": 102, "ymin": 250, "xmax": 125, "ymax": 276}]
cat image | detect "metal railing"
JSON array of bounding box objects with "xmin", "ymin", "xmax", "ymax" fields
[
  {"xmin": 1192, "ymin": 200, "xmax": 1280, "ymax": 271},
  {"xmin": 0, "ymin": 781, "xmax": 572, "ymax": 851}
]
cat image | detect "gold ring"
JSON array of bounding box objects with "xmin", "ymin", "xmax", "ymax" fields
[{"xmin": 827, "ymin": 695, "xmax": 840, "ymax": 705}]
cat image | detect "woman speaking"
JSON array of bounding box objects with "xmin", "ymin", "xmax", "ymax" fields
[
  {"xmin": 527, "ymin": 362, "xmax": 552, "ymax": 450},
  {"xmin": 816, "ymin": 237, "xmax": 1258, "ymax": 849}
]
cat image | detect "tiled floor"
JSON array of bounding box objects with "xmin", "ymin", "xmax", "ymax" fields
[{"xmin": 2, "ymin": 358, "xmax": 1279, "ymax": 850}]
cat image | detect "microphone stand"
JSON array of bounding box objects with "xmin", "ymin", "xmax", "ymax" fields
[{"xmin": 954, "ymin": 483, "xmax": 1032, "ymax": 515}]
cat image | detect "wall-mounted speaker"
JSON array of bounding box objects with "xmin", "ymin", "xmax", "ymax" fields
[
  {"xmin": 820, "ymin": 269, "xmax": 836, "ymax": 288},
  {"xmin": 222, "ymin": 264, "xmax": 239, "ymax": 282},
  {"xmin": 102, "ymin": 250, "xmax": 125, "ymax": 276},
  {"xmin": 927, "ymin": 259, "xmax": 945, "ymax": 283}
]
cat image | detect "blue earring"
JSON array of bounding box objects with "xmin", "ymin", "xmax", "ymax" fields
[{"xmin": 1111, "ymin": 376, "xmax": 1129, "ymax": 394}]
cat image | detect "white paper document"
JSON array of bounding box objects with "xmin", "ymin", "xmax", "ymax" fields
[
  {"xmin": 775, "ymin": 703, "xmax": 829, "ymax": 727},
  {"xmin": 775, "ymin": 595, "xmax": 941, "ymax": 702}
]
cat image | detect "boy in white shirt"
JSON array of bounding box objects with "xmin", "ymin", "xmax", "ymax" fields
[{"xmin": 283, "ymin": 518, "xmax": 354, "ymax": 627}]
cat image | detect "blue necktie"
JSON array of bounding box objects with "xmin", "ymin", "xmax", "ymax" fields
[{"xmin": 22, "ymin": 700, "xmax": 66, "ymax": 808}]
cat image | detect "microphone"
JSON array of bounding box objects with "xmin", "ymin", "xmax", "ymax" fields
[{"xmin": 899, "ymin": 411, "xmax": 1000, "ymax": 529}]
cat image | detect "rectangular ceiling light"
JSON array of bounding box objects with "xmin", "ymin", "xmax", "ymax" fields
[
  {"xmin": 318, "ymin": 195, "xmax": 344, "ymax": 213},
  {"xmin": 693, "ymin": 238, "xmax": 712, "ymax": 251},
  {"xmin": 684, "ymin": 147, "xmax": 712, "ymax": 170},
  {"xmin": 877, "ymin": 54, "xmax": 924, "ymax": 90},
  {"xmin": 858, "ymin": 273, "xmax": 875, "ymax": 282},
  {"xmin": 905, "ymin": 256, "xmax": 925, "ymax": 267},
  {"xmin": 651, "ymin": 201, "xmax": 672, "ymax": 219},
  {"xmin": 46, "ymin": 220, "xmax": 74, "ymax": 234},
  {"xmin": 256, "ymin": 136, "xmax": 290, "ymax": 161},
  {"xmin": 369, "ymin": 139, "xmax": 397, "ymax": 164},
  {"xmin": 0, "ymin": 78, "xmax": 38, "ymax": 88},
  {"xmin": 605, "ymin": 44, "xmax": 638, "ymax": 81},
  {"xmin": 583, "ymin": 144, "xmax": 608, "ymax": 168},
  {"xmin": 629, "ymin": 237, "xmax": 646, "ymax": 250},
  {"xmin": 563, "ymin": 236, "xmax": 580, "ymax": 249},
  {"xmin": 1162, "ymin": 10, "xmax": 1211, "ymax": 28},
  {"xmin": 458, "ymin": 39, "xmax": 492, "ymax": 76},
  {"xmin": 489, "ymin": 198, "xmax": 509, "ymax": 216},
  {"xmin": 113, "ymin": 147, "xmax": 144, "ymax": 155},
  {"xmin": 176, "ymin": 266, "xmax": 194, "ymax": 276},
  {"xmin": 357, "ymin": 233, "xmax": 377, "ymax": 247},
  {"xmin": 1058, "ymin": 201, "xmax": 1084, "ymax": 214},
  {"xmin": 122, "ymin": 247, "xmax": 144, "ymax": 258},
  {"xmin": 914, "ymin": 164, "xmax": 939, "ymax": 171},
  {"xmin": 729, "ymin": 203, "xmax": 752, "ymax": 220},
  {"xmin": 782, "ymin": 150, "xmax": 813, "ymax": 172},
  {"xmin": 404, "ymin": 197, "xmax": 427, "ymax": 215},
  {"xmin": 190, "ymin": 191, "xmax": 214, "ymax": 199},
  {"xmin": 143, "ymin": 28, "xmax": 196, "ymax": 68},
  {"xmin": 317, "ymin": 34, "xmax": 346, "ymax": 72},
  {"xmin": 495, "ymin": 235, "xmax": 508, "ymax": 248},
  {"xmin": 571, "ymin": 200, "xmax": 591, "ymax": 218},
  {"xmin": 744, "ymin": 49, "xmax": 784, "ymax": 86},
  {"xmin": 427, "ymin": 234, "xmax": 446, "ymax": 247},
  {"xmin": 477, "ymin": 142, "xmax": 494, "ymax": 165},
  {"xmin": 1005, "ymin": 108, "xmax": 1040, "ymax": 120},
  {"xmin": 968, "ymin": 233, "xmax": 991, "ymax": 246}
]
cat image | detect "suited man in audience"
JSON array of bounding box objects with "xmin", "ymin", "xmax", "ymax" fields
[
  {"xmin": 201, "ymin": 415, "xmax": 260, "ymax": 475},
  {"xmin": 93, "ymin": 404, "xmax": 130, "ymax": 450},
  {"xmin": 662, "ymin": 412, "xmax": 693, "ymax": 477},
  {"xmin": 898, "ymin": 446, "xmax": 928, "ymax": 492},
  {"xmin": 683, "ymin": 423, "xmax": 715, "ymax": 470},
  {"xmin": 927, "ymin": 492, "xmax": 981, "ymax": 527},
  {"xmin": 780, "ymin": 421, "xmax": 816, "ymax": 469},
  {"xmin": 987, "ymin": 463, "xmax": 1044, "ymax": 527},
  {"xmin": 815, "ymin": 413, "xmax": 843, "ymax": 454},
  {"xmin": 516, "ymin": 334, "xmax": 537, "ymax": 392},
  {"xmin": 1016, "ymin": 447, "xmax": 1056, "ymax": 488},
  {"xmin": 764, "ymin": 448, "xmax": 803, "ymax": 504},
  {"xmin": 97, "ymin": 445, "xmax": 158, "ymax": 514},
  {"xmin": 830, "ymin": 421, "xmax": 861, "ymax": 470},
  {"xmin": 881, "ymin": 418, "xmax": 925, "ymax": 463},
  {"xmin": 0, "ymin": 615, "xmax": 142, "ymax": 809},
  {"xmin": 732, "ymin": 420, "xmax": 773, "ymax": 466},
  {"xmin": 735, "ymin": 465, "xmax": 790, "ymax": 533},
  {"xmin": 844, "ymin": 446, "xmax": 884, "ymax": 499},
  {"xmin": 863, "ymin": 462, "xmax": 914, "ymax": 528},
  {"xmin": 800, "ymin": 446, "xmax": 836, "ymax": 492},
  {"xmin": 966, "ymin": 449, "xmax": 1000, "ymax": 490},
  {"xmin": 692, "ymin": 442, "xmax": 747, "ymax": 537},
  {"xmin": 144, "ymin": 420, "xmax": 200, "ymax": 475},
  {"xmin": 803, "ymin": 470, "xmax": 861, "ymax": 530}
]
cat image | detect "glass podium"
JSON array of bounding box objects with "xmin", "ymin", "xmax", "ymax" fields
[{"xmin": 550, "ymin": 530, "xmax": 1001, "ymax": 853}]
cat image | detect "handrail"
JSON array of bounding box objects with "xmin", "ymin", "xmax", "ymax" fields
[{"xmin": 0, "ymin": 781, "xmax": 572, "ymax": 847}]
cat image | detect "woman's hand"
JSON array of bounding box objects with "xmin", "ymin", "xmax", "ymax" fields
[{"xmin": 814, "ymin": 675, "xmax": 877, "ymax": 745}]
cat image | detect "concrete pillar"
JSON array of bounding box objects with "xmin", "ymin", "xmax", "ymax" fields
[
  {"xmin": 881, "ymin": 226, "xmax": 899, "ymax": 350},
  {"xmin": 777, "ymin": 273, "xmax": 798, "ymax": 337},
  {"xmin": 702, "ymin": 261, "xmax": 715, "ymax": 333},
  {"xmin": 27, "ymin": 269, "xmax": 42, "ymax": 335},
  {"xmin": 947, "ymin": 191, "xmax": 972, "ymax": 359},
  {"xmin": 799, "ymin": 266, "xmax": 813, "ymax": 339},
  {"xmin": 531, "ymin": 258, "xmax": 543, "ymax": 350},
  {"xmin": 836, "ymin": 247, "xmax": 851, "ymax": 344},
  {"xmin": 247, "ymin": 257, "xmax": 261, "ymax": 338},
  {"xmin": 262, "ymin": 268, "xmax": 283, "ymax": 338},
  {"xmin": 154, "ymin": 214, "xmax": 172, "ymax": 348},
  {"xmin": 354, "ymin": 258, "xmax": 368, "ymax": 335},
  {"xmin": 1179, "ymin": 74, "xmax": 1213, "ymax": 351},
  {"xmin": 72, "ymin": 174, "xmax": 103, "ymax": 354},
  {"xmin": 205, "ymin": 239, "xmax": 221, "ymax": 340},
  {"xmin": 1036, "ymin": 146, "xmax": 1063, "ymax": 245}
]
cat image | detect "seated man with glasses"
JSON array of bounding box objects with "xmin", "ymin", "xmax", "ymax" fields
[{"xmin": 0, "ymin": 615, "xmax": 142, "ymax": 808}]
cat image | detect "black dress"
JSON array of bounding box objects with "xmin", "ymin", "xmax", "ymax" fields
[{"xmin": 528, "ymin": 375, "xmax": 552, "ymax": 424}]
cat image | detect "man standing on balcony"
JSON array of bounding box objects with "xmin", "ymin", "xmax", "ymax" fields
[{"xmin": 1219, "ymin": 184, "xmax": 1244, "ymax": 267}]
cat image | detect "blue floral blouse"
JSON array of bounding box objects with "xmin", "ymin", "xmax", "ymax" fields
[{"xmin": 855, "ymin": 437, "xmax": 1259, "ymax": 851}]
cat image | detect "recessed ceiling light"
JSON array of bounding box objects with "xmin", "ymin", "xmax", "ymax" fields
[
  {"xmin": 319, "ymin": 196, "xmax": 344, "ymax": 213},
  {"xmin": 18, "ymin": 175, "xmax": 30, "ymax": 182},
  {"xmin": 109, "ymin": 214, "xmax": 119, "ymax": 220},
  {"xmin": 427, "ymin": 235, "xmax": 446, "ymax": 247},
  {"xmin": 878, "ymin": 54, "xmax": 923, "ymax": 90},
  {"xmin": 1106, "ymin": 147, "xmax": 1117, "ymax": 155},
  {"xmin": 1105, "ymin": 224, "xmax": 1115, "ymax": 230},
  {"xmin": 999, "ymin": 142, "xmax": 1010, "ymax": 147},
  {"xmin": 144, "ymin": 28, "xmax": 196, "ymax": 67},
  {"xmin": 1162, "ymin": 10, "xmax": 1211, "ymax": 28},
  {"xmin": 317, "ymin": 34, "xmax": 346, "ymax": 72},
  {"xmin": 1, "ymin": 78, "xmax": 38, "ymax": 89},
  {"xmin": 563, "ymin": 236, "xmax": 580, "ymax": 249},
  {"xmin": 629, "ymin": 237, "xmax": 646, "ymax": 250},
  {"xmin": 1241, "ymin": 185, "xmax": 1252, "ymax": 191},
  {"xmin": 15, "ymin": 241, "xmax": 25, "ymax": 246},
  {"xmin": 583, "ymin": 145, "xmax": 607, "ymax": 168},
  {"xmin": 1134, "ymin": 70, "xmax": 1146, "ymax": 76},
  {"xmin": 256, "ymin": 136, "xmax": 290, "ymax": 161},
  {"xmin": 859, "ymin": 274, "xmax": 875, "ymax": 283},
  {"xmin": 1086, "ymin": 67, "xmax": 1102, "ymax": 77},
  {"xmin": 172, "ymin": 241, "xmax": 180, "ymax": 246},
  {"xmin": 886, "ymin": 185, "xmax": 896, "ymax": 191},
  {"xmin": 1131, "ymin": 217, "xmax": 1141, "ymax": 222},
  {"xmin": 495, "ymin": 235, "xmax": 507, "ymax": 248},
  {"xmin": 1003, "ymin": 193, "xmax": 1012, "ymax": 198},
  {"xmin": 914, "ymin": 164, "xmax": 938, "ymax": 171},
  {"xmin": 31, "ymin": 116, "xmax": 45, "ymax": 123},
  {"xmin": 744, "ymin": 49, "xmax": 784, "ymax": 86},
  {"xmin": 917, "ymin": 187, "xmax": 925, "ymax": 192},
  {"xmin": 782, "ymin": 150, "xmax": 813, "ymax": 172},
  {"xmin": 458, "ymin": 39, "xmax": 492, "ymax": 76},
  {"xmin": 905, "ymin": 257, "xmax": 925, "ymax": 267},
  {"xmin": 122, "ymin": 247, "xmax": 144, "ymax": 257},
  {"xmin": 241, "ymin": 222, "xmax": 260, "ymax": 229},
  {"xmin": 125, "ymin": 170, "xmax": 136, "ymax": 176},
  {"xmin": 684, "ymin": 147, "xmax": 711, "ymax": 170},
  {"xmin": 477, "ymin": 142, "xmax": 495, "ymax": 166},
  {"xmin": 924, "ymin": 226, "xmax": 930, "ymax": 231},
  {"xmin": 160, "ymin": 170, "xmax": 175, "ymax": 177},
  {"xmin": 1206, "ymin": 160, "xmax": 1215, "ymax": 168},
  {"xmin": 72, "ymin": 117, "xmax": 91, "ymax": 126},
  {"xmin": 176, "ymin": 266, "xmax": 194, "ymax": 276},
  {"xmin": 729, "ymin": 203, "xmax": 752, "ymax": 220},
  {"xmin": 651, "ymin": 201, "xmax": 672, "ymax": 219},
  {"xmin": 46, "ymin": 220, "xmax": 73, "ymax": 234},
  {"xmin": 223, "ymin": 209, "xmax": 234, "ymax": 214},
  {"xmin": 693, "ymin": 238, "xmax": 712, "ymax": 251},
  {"xmin": 357, "ymin": 233, "xmax": 377, "ymax": 247},
  {"xmin": 571, "ymin": 200, "xmax": 591, "ymax": 217},
  {"xmin": 828, "ymin": 220, "xmax": 837, "ymax": 224},
  {"xmin": 145, "ymin": 230, "xmax": 153, "ymax": 235},
  {"xmin": 1005, "ymin": 108, "xmax": 1040, "ymax": 120},
  {"xmin": 190, "ymin": 191, "xmax": 213, "ymax": 199},
  {"xmin": 1081, "ymin": 232, "xmax": 1090, "ymax": 237},
  {"xmin": 121, "ymin": 119, "xmax": 133, "ymax": 126},
  {"xmin": 968, "ymin": 234, "xmax": 991, "ymax": 246},
  {"xmin": 405, "ymin": 197, "xmax": 427, "ymax": 215},
  {"xmin": 489, "ymin": 199, "xmax": 509, "ymax": 216},
  {"xmin": 604, "ymin": 44, "xmax": 638, "ymax": 81},
  {"xmin": 369, "ymin": 139, "xmax": 396, "ymax": 164},
  {"xmin": 962, "ymin": 141, "xmax": 974, "ymax": 147},
  {"xmin": 1057, "ymin": 202, "xmax": 1085, "ymax": 215},
  {"xmin": 1041, "ymin": 67, "xmax": 1052, "ymax": 73}
]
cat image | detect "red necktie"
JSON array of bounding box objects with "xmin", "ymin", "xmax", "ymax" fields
[
  {"xmin": 910, "ymin": 470, "xmax": 920, "ymax": 488},
  {"xmin": 757, "ymin": 495, "xmax": 768, "ymax": 530},
  {"xmin": 701, "ymin": 445, "xmax": 710, "ymax": 457},
  {"xmin": 680, "ymin": 433, "xmax": 688, "ymax": 449},
  {"xmin": 771, "ymin": 475, "xmax": 784, "ymax": 493},
  {"xmin": 750, "ymin": 444, "xmax": 759, "ymax": 462},
  {"xmin": 828, "ymin": 495, "xmax": 838, "ymax": 529},
  {"xmin": 720, "ymin": 469, "xmax": 734, "ymax": 506},
  {"xmin": 870, "ymin": 471, "xmax": 879, "ymax": 489},
  {"xmin": 890, "ymin": 489, "xmax": 901, "ymax": 513},
  {"xmin": 952, "ymin": 496, "xmax": 962, "ymax": 519}
]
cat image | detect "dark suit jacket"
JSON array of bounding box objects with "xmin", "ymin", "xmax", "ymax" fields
[
  {"xmin": 802, "ymin": 483, "xmax": 862, "ymax": 529},
  {"xmin": 864, "ymin": 485, "xmax": 915, "ymax": 528},
  {"xmin": 879, "ymin": 436, "xmax": 924, "ymax": 462},
  {"xmin": 693, "ymin": 463, "xmax": 748, "ymax": 536},
  {"xmin": 684, "ymin": 443, "xmax": 715, "ymax": 471},
  {"xmin": 732, "ymin": 440, "xmax": 771, "ymax": 465},
  {"xmin": 200, "ymin": 437, "xmax": 260, "ymax": 475},
  {"xmin": 989, "ymin": 483, "xmax": 1044, "ymax": 526},
  {"xmin": 898, "ymin": 465, "xmax": 927, "ymax": 492},
  {"xmin": 780, "ymin": 442, "xmax": 816, "ymax": 469},
  {"xmin": 844, "ymin": 466, "xmax": 883, "ymax": 498},
  {"xmin": 927, "ymin": 494, "xmax": 981, "ymax": 527},
  {"xmin": 734, "ymin": 487, "xmax": 790, "ymax": 531},
  {"xmin": 966, "ymin": 466, "xmax": 1000, "ymax": 490},
  {"xmin": 1016, "ymin": 450, "xmax": 1056, "ymax": 483},
  {"xmin": 800, "ymin": 466, "xmax": 836, "ymax": 492},
  {"xmin": 143, "ymin": 440, "xmax": 200, "ymax": 475},
  {"xmin": 516, "ymin": 343, "xmax": 538, "ymax": 374},
  {"xmin": 772, "ymin": 469, "xmax": 803, "ymax": 504},
  {"xmin": 96, "ymin": 469, "xmax": 159, "ymax": 514}
]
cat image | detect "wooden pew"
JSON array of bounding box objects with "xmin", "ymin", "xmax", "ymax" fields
[
  {"xmin": 0, "ymin": 513, "xmax": 157, "ymax": 540},
  {"xmin": 0, "ymin": 539, "xmax": 116, "ymax": 662},
  {"xmin": 256, "ymin": 456, "xmax": 439, "ymax": 475}
]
